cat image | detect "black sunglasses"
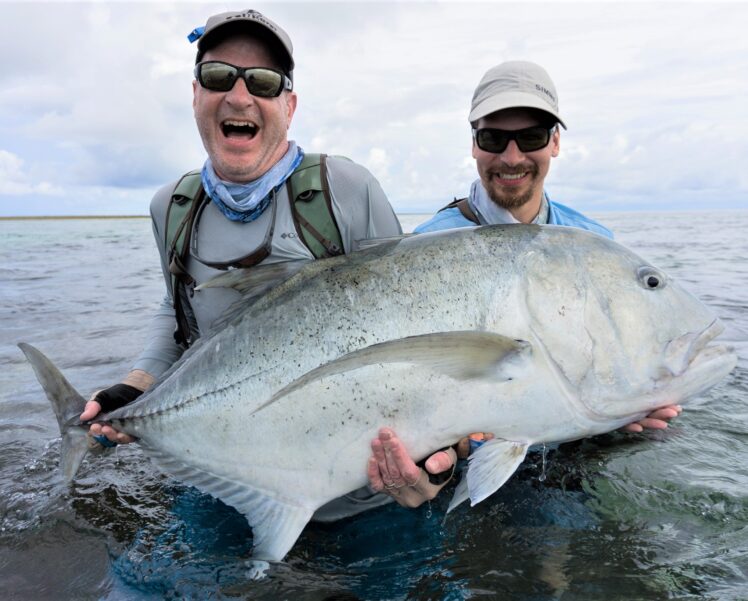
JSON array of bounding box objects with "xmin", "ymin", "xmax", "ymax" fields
[
  {"xmin": 472, "ymin": 126, "xmax": 555, "ymax": 154},
  {"xmin": 194, "ymin": 61, "xmax": 293, "ymax": 97}
]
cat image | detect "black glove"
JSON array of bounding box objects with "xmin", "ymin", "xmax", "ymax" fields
[{"xmin": 94, "ymin": 383, "xmax": 143, "ymax": 412}]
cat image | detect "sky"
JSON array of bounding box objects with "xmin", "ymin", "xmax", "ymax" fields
[{"xmin": 1, "ymin": 0, "xmax": 747, "ymax": 217}]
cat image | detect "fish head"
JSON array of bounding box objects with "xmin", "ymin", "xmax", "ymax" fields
[{"xmin": 521, "ymin": 226, "xmax": 736, "ymax": 420}]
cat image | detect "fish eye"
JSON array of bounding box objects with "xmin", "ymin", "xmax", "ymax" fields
[{"xmin": 637, "ymin": 266, "xmax": 666, "ymax": 290}]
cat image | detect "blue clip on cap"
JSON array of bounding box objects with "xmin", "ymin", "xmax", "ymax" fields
[{"xmin": 187, "ymin": 26, "xmax": 205, "ymax": 43}]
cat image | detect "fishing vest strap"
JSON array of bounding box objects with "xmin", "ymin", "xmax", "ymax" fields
[
  {"xmin": 162, "ymin": 154, "xmax": 344, "ymax": 347},
  {"xmin": 165, "ymin": 170, "xmax": 204, "ymax": 286},
  {"xmin": 288, "ymin": 153, "xmax": 344, "ymax": 258},
  {"xmin": 440, "ymin": 197, "xmax": 479, "ymax": 225},
  {"xmin": 164, "ymin": 169, "xmax": 206, "ymax": 347}
]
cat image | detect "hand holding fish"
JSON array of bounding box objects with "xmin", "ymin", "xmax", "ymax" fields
[
  {"xmin": 621, "ymin": 404, "xmax": 683, "ymax": 433},
  {"xmin": 371, "ymin": 403, "xmax": 683, "ymax": 508},
  {"xmin": 80, "ymin": 370, "xmax": 155, "ymax": 445},
  {"xmin": 368, "ymin": 427, "xmax": 458, "ymax": 508}
]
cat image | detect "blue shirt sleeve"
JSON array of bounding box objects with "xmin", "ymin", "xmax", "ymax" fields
[{"xmin": 413, "ymin": 207, "xmax": 476, "ymax": 233}]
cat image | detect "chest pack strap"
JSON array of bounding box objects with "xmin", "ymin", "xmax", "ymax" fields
[
  {"xmin": 287, "ymin": 153, "xmax": 344, "ymax": 258},
  {"xmin": 164, "ymin": 169, "xmax": 205, "ymax": 346},
  {"xmin": 163, "ymin": 154, "xmax": 343, "ymax": 346},
  {"xmin": 440, "ymin": 197, "xmax": 480, "ymax": 225}
]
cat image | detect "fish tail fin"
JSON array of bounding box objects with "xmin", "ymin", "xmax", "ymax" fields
[{"xmin": 18, "ymin": 343, "xmax": 90, "ymax": 481}]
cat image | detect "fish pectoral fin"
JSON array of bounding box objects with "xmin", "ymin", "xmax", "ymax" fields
[
  {"xmin": 457, "ymin": 438, "xmax": 529, "ymax": 510},
  {"xmin": 268, "ymin": 331, "xmax": 533, "ymax": 409},
  {"xmin": 144, "ymin": 446, "xmax": 313, "ymax": 562},
  {"xmin": 447, "ymin": 477, "xmax": 471, "ymax": 513},
  {"xmin": 391, "ymin": 331, "xmax": 533, "ymax": 381}
]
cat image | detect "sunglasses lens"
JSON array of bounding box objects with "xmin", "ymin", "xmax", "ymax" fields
[
  {"xmin": 475, "ymin": 127, "xmax": 551, "ymax": 153},
  {"xmin": 476, "ymin": 129, "xmax": 509, "ymax": 153},
  {"xmin": 198, "ymin": 62, "xmax": 239, "ymax": 91},
  {"xmin": 516, "ymin": 127, "xmax": 551, "ymax": 152},
  {"xmin": 245, "ymin": 69, "xmax": 283, "ymax": 97},
  {"xmin": 197, "ymin": 63, "xmax": 285, "ymax": 97}
]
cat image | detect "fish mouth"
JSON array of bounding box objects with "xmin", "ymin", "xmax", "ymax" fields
[
  {"xmin": 587, "ymin": 319, "xmax": 736, "ymax": 423},
  {"xmin": 663, "ymin": 319, "xmax": 732, "ymax": 377}
]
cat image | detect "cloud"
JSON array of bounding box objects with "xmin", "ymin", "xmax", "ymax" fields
[
  {"xmin": 1, "ymin": 1, "xmax": 747, "ymax": 216},
  {"xmin": 0, "ymin": 150, "xmax": 60, "ymax": 196}
]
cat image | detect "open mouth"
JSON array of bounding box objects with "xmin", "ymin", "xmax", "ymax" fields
[{"xmin": 221, "ymin": 120, "xmax": 258, "ymax": 139}]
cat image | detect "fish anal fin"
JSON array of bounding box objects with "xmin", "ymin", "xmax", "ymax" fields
[{"xmin": 145, "ymin": 446, "xmax": 314, "ymax": 562}]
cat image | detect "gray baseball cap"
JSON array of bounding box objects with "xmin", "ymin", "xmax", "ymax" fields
[
  {"xmin": 189, "ymin": 9, "xmax": 294, "ymax": 75},
  {"xmin": 469, "ymin": 61, "xmax": 566, "ymax": 129}
]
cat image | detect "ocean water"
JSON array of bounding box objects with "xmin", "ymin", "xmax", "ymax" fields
[{"xmin": 0, "ymin": 211, "xmax": 746, "ymax": 600}]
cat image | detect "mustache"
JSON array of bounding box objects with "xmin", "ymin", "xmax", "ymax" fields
[{"xmin": 487, "ymin": 163, "xmax": 539, "ymax": 177}]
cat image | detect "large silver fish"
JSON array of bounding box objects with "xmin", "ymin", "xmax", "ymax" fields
[{"xmin": 20, "ymin": 225, "xmax": 736, "ymax": 565}]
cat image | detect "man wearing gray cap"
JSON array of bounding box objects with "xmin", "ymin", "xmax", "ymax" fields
[
  {"xmin": 418, "ymin": 61, "xmax": 678, "ymax": 431},
  {"xmin": 369, "ymin": 61, "xmax": 682, "ymax": 508},
  {"xmin": 415, "ymin": 61, "xmax": 612, "ymax": 236},
  {"xmin": 79, "ymin": 9, "xmax": 432, "ymax": 517}
]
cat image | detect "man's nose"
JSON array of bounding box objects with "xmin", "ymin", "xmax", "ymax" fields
[
  {"xmin": 225, "ymin": 76, "xmax": 256, "ymax": 106},
  {"xmin": 498, "ymin": 140, "xmax": 525, "ymax": 165}
]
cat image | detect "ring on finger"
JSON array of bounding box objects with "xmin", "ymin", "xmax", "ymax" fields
[{"xmin": 406, "ymin": 469, "xmax": 425, "ymax": 488}]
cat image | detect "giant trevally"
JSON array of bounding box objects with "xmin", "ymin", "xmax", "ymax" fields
[{"xmin": 20, "ymin": 224, "xmax": 736, "ymax": 566}]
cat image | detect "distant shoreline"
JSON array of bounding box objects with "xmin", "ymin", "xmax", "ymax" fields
[{"xmin": 0, "ymin": 215, "xmax": 149, "ymax": 221}]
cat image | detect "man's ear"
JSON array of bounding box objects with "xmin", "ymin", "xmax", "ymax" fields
[
  {"xmin": 285, "ymin": 91, "xmax": 298, "ymax": 128},
  {"xmin": 551, "ymin": 127, "xmax": 560, "ymax": 158}
]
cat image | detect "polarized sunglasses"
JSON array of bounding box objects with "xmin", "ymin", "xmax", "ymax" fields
[
  {"xmin": 194, "ymin": 61, "xmax": 293, "ymax": 97},
  {"xmin": 472, "ymin": 126, "xmax": 555, "ymax": 154}
]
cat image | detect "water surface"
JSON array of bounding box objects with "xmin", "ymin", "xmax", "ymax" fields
[{"xmin": 1, "ymin": 212, "xmax": 746, "ymax": 600}]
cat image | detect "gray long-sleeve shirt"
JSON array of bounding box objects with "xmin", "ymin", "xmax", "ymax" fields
[
  {"xmin": 132, "ymin": 156, "xmax": 402, "ymax": 520},
  {"xmin": 133, "ymin": 156, "xmax": 402, "ymax": 377}
]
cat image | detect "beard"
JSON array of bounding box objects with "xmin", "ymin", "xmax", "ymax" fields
[
  {"xmin": 486, "ymin": 184, "xmax": 535, "ymax": 209},
  {"xmin": 481, "ymin": 164, "xmax": 540, "ymax": 209}
]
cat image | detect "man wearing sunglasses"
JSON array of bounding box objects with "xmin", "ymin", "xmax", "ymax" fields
[
  {"xmin": 79, "ymin": 9, "xmax": 440, "ymax": 520},
  {"xmin": 415, "ymin": 60, "xmax": 613, "ymax": 237},
  {"xmin": 369, "ymin": 61, "xmax": 682, "ymax": 508}
]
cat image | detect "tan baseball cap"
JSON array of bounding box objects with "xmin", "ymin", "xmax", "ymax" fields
[
  {"xmin": 190, "ymin": 9, "xmax": 294, "ymax": 75},
  {"xmin": 469, "ymin": 61, "xmax": 566, "ymax": 129}
]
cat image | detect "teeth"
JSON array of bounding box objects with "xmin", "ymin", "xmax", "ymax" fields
[
  {"xmin": 224, "ymin": 120, "xmax": 257, "ymax": 128},
  {"xmin": 221, "ymin": 120, "xmax": 258, "ymax": 137},
  {"xmin": 498, "ymin": 172, "xmax": 527, "ymax": 180}
]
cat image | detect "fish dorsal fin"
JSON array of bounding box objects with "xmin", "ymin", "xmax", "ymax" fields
[
  {"xmin": 143, "ymin": 445, "xmax": 314, "ymax": 563},
  {"xmin": 195, "ymin": 259, "xmax": 321, "ymax": 335},
  {"xmin": 354, "ymin": 234, "xmax": 412, "ymax": 251},
  {"xmin": 266, "ymin": 331, "xmax": 532, "ymax": 410},
  {"xmin": 196, "ymin": 259, "xmax": 314, "ymax": 297},
  {"xmin": 447, "ymin": 438, "xmax": 529, "ymax": 513}
]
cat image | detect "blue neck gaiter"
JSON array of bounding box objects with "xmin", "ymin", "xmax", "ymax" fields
[{"xmin": 201, "ymin": 141, "xmax": 304, "ymax": 223}]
